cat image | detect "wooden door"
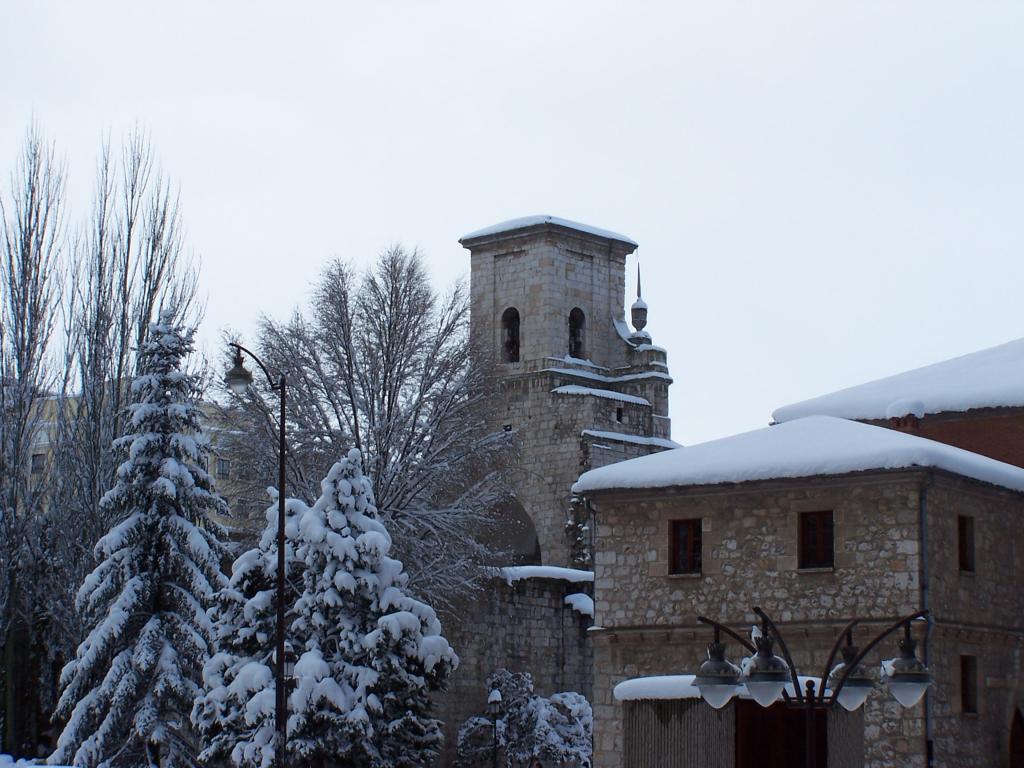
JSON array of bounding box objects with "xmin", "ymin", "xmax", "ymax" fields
[
  {"xmin": 735, "ymin": 699, "xmax": 827, "ymax": 768},
  {"xmin": 1011, "ymin": 710, "xmax": 1024, "ymax": 768}
]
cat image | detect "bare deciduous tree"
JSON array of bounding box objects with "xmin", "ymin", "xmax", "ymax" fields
[
  {"xmin": 0, "ymin": 124, "xmax": 66, "ymax": 754},
  {"xmin": 221, "ymin": 246, "xmax": 510, "ymax": 604},
  {"xmin": 39, "ymin": 130, "xmax": 201, "ymax": 755}
]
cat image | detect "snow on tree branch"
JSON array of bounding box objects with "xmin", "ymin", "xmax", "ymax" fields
[
  {"xmin": 50, "ymin": 311, "xmax": 228, "ymax": 768},
  {"xmin": 217, "ymin": 246, "xmax": 513, "ymax": 605}
]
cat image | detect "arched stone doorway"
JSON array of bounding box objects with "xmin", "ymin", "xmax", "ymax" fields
[{"xmin": 477, "ymin": 498, "xmax": 541, "ymax": 565}]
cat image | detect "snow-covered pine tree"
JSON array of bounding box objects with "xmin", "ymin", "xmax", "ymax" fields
[
  {"xmin": 192, "ymin": 492, "xmax": 308, "ymax": 768},
  {"xmin": 292, "ymin": 448, "xmax": 458, "ymax": 767},
  {"xmin": 49, "ymin": 311, "xmax": 228, "ymax": 768}
]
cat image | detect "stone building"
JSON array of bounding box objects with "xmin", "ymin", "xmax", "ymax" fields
[
  {"xmin": 573, "ymin": 415, "xmax": 1024, "ymax": 767},
  {"xmin": 434, "ymin": 216, "xmax": 679, "ymax": 763},
  {"xmin": 460, "ymin": 215, "xmax": 676, "ymax": 567}
]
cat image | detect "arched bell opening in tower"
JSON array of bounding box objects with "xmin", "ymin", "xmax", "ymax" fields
[
  {"xmin": 501, "ymin": 306, "xmax": 521, "ymax": 363},
  {"xmin": 569, "ymin": 307, "xmax": 586, "ymax": 359}
]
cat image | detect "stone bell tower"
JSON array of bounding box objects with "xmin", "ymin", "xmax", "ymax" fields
[{"xmin": 460, "ymin": 215, "xmax": 675, "ymax": 567}]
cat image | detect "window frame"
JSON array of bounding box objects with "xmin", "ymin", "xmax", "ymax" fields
[
  {"xmin": 669, "ymin": 518, "xmax": 702, "ymax": 576},
  {"xmin": 216, "ymin": 457, "xmax": 231, "ymax": 479},
  {"xmin": 960, "ymin": 655, "xmax": 978, "ymax": 715},
  {"xmin": 30, "ymin": 452, "xmax": 45, "ymax": 475},
  {"xmin": 957, "ymin": 515, "xmax": 976, "ymax": 573},
  {"xmin": 798, "ymin": 510, "xmax": 835, "ymax": 570}
]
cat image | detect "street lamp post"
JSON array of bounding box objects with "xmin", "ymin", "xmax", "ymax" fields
[
  {"xmin": 487, "ymin": 688, "xmax": 503, "ymax": 768},
  {"xmin": 224, "ymin": 343, "xmax": 289, "ymax": 768},
  {"xmin": 691, "ymin": 607, "xmax": 932, "ymax": 768}
]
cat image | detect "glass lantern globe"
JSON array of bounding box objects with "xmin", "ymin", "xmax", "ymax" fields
[
  {"xmin": 693, "ymin": 641, "xmax": 741, "ymax": 710},
  {"xmin": 881, "ymin": 633, "xmax": 932, "ymax": 708},
  {"xmin": 828, "ymin": 645, "xmax": 874, "ymax": 712},
  {"xmin": 742, "ymin": 635, "xmax": 790, "ymax": 708}
]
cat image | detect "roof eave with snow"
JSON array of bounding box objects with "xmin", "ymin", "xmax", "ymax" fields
[
  {"xmin": 772, "ymin": 337, "xmax": 1024, "ymax": 423},
  {"xmin": 572, "ymin": 416, "xmax": 1024, "ymax": 496},
  {"xmin": 460, "ymin": 215, "xmax": 638, "ymax": 249}
]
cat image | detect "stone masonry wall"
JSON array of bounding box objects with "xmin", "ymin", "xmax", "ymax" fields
[
  {"xmin": 434, "ymin": 575, "xmax": 594, "ymax": 766},
  {"xmin": 498, "ymin": 368, "xmax": 668, "ymax": 567},
  {"xmin": 466, "ymin": 228, "xmax": 634, "ymax": 371},
  {"xmin": 589, "ymin": 473, "xmax": 928, "ymax": 768},
  {"xmin": 922, "ymin": 475, "xmax": 1024, "ymax": 767}
]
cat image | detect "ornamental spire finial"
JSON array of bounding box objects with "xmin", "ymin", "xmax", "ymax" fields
[{"xmin": 630, "ymin": 259, "xmax": 648, "ymax": 334}]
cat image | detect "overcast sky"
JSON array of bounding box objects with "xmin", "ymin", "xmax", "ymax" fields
[{"xmin": 3, "ymin": 1, "xmax": 1023, "ymax": 446}]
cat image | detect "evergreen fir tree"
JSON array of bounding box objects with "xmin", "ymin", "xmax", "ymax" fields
[
  {"xmin": 191, "ymin": 494, "xmax": 307, "ymax": 768},
  {"xmin": 49, "ymin": 311, "xmax": 228, "ymax": 768},
  {"xmin": 292, "ymin": 448, "xmax": 457, "ymax": 767}
]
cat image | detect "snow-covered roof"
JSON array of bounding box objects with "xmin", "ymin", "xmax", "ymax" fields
[
  {"xmin": 460, "ymin": 215, "xmax": 638, "ymax": 247},
  {"xmin": 613, "ymin": 674, "xmax": 824, "ymax": 702},
  {"xmin": 498, "ymin": 565, "xmax": 595, "ymax": 585},
  {"xmin": 773, "ymin": 337, "xmax": 1024, "ymax": 423},
  {"xmin": 573, "ymin": 415, "xmax": 1024, "ymax": 495}
]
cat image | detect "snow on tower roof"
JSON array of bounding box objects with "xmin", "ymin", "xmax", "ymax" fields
[
  {"xmin": 572, "ymin": 415, "xmax": 1024, "ymax": 495},
  {"xmin": 773, "ymin": 337, "xmax": 1024, "ymax": 423},
  {"xmin": 460, "ymin": 215, "xmax": 638, "ymax": 247}
]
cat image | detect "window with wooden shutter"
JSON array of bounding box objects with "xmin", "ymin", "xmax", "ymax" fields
[
  {"xmin": 798, "ymin": 510, "xmax": 834, "ymax": 569},
  {"xmin": 669, "ymin": 519, "xmax": 702, "ymax": 575}
]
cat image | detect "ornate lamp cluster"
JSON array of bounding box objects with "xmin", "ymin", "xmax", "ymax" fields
[{"xmin": 692, "ymin": 607, "xmax": 932, "ymax": 713}]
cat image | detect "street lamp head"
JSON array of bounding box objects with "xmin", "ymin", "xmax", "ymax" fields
[
  {"xmin": 487, "ymin": 688, "xmax": 503, "ymax": 718},
  {"xmin": 881, "ymin": 630, "xmax": 932, "ymax": 708},
  {"xmin": 283, "ymin": 641, "xmax": 297, "ymax": 680},
  {"xmin": 828, "ymin": 644, "xmax": 874, "ymax": 712},
  {"xmin": 694, "ymin": 640, "xmax": 741, "ymax": 709},
  {"xmin": 742, "ymin": 634, "xmax": 790, "ymax": 708},
  {"xmin": 224, "ymin": 348, "xmax": 254, "ymax": 395}
]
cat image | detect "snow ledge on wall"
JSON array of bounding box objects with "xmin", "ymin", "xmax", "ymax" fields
[
  {"xmin": 564, "ymin": 593, "xmax": 595, "ymax": 618},
  {"xmin": 553, "ymin": 385, "xmax": 651, "ymax": 406},
  {"xmin": 582, "ymin": 429, "xmax": 681, "ymax": 450},
  {"xmin": 498, "ymin": 566, "xmax": 595, "ymax": 586}
]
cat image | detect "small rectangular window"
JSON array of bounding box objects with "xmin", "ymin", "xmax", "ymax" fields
[
  {"xmin": 960, "ymin": 655, "xmax": 978, "ymax": 714},
  {"xmin": 669, "ymin": 519, "xmax": 702, "ymax": 575},
  {"xmin": 958, "ymin": 515, "xmax": 975, "ymax": 572},
  {"xmin": 30, "ymin": 453, "xmax": 45, "ymax": 475},
  {"xmin": 216, "ymin": 458, "xmax": 231, "ymax": 479},
  {"xmin": 615, "ymin": 407, "xmax": 624, "ymax": 423},
  {"xmin": 799, "ymin": 510, "xmax": 834, "ymax": 569}
]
